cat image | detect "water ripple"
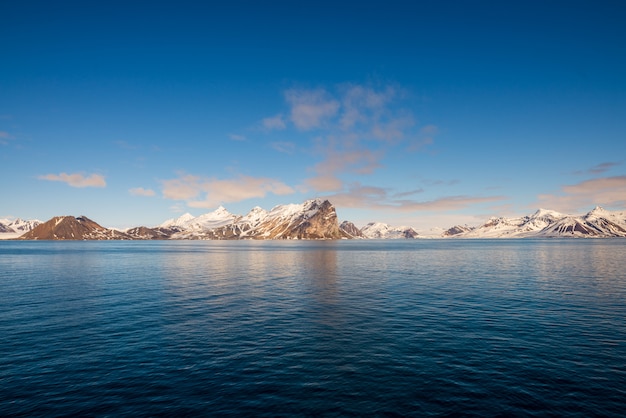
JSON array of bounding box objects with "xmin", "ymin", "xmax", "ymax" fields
[{"xmin": 1, "ymin": 240, "xmax": 625, "ymax": 416}]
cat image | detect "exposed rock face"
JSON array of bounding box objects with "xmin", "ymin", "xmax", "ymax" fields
[
  {"xmin": 17, "ymin": 216, "xmax": 131, "ymax": 240},
  {"xmin": 15, "ymin": 200, "xmax": 345, "ymax": 241},
  {"xmin": 126, "ymin": 226, "xmax": 177, "ymax": 240},
  {"xmin": 248, "ymin": 199, "xmax": 342, "ymax": 239},
  {"xmin": 168, "ymin": 199, "xmax": 343, "ymax": 240},
  {"xmin": 15, "ymin": 203, "xmax": 626, "ymax": 241},
  {"xmin": 540, "ymin": 208, "xmax": 626, "ymax": 237},
  {"xmin": 449, "ymin": 206, "xmax": 626, "ymax": 238},
  {"xmin": 443, "ymin": 225, "xmax": 474, "ymax": 236},
  {"xmin": 0, "ymin": 218, "xmax": 41, "ymax": 234},
  {"xmin": 339, "ymin": 221, "xmax": 365, "ymax": 238}
]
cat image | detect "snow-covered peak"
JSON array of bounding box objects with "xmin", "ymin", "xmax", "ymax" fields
[
  {"xmin": 212, "ymin": 206, "xmax": 230, "ymax": 216},
  {"xmin": 192, "ymin": 207, "xmax": 238, "ymax": 230},
  {"xmin": 585, "ymin": 206, "xmax": 609, "ymax": 218},
  {"xmin": 361, "ymin": 222, "xmax": 418, "ymax": 239},
  {"xmin": 0, "ymin": 218, "xmax": 42, "ymax": 233},
  {"xmin": 531, "ymin": 208, "xmax": 564, "ymax": 220},
  {"xmin": 268, "ymin": 202, "xmax": 309, "ymax": 221},
  {"xmin": 240, "ymin": 206, "xmax": 268, "ymax": 226},
  {"xmin": 160, "ymin": 213, "xmax": 195, "ymax": 228}
]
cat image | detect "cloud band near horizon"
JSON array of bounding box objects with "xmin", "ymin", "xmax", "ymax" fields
[{"xmin": 38, "ymin": 172, "xmax": 106, "ymax": 188}]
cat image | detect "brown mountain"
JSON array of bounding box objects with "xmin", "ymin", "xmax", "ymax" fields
[
  {"xmin": 17, "ymin": 216, "xmax": 131, "ymax": 240},
  {"xmin": 126, "ymin": 226, "xmax": 177, "ymax": 240},
  {"xmin": 339, "ymin": 220, "xmax": 365, "ymax": 238}
]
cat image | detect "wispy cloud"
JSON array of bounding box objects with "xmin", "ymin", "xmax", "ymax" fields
[
  {"xmin": 408, "ymin": 124, "xmax": 439, "ymax": 151},
  {"xmin": 574, "ymin": 161, "xmax": 621, "ymax": 175},
  {"xmin": 229, "ymin": 134, "xmax": 246, "ymax": 141},
  {"xmin": 262, "ymin": 114, "xmax": 286, "ymax": 130},
  {"xmin": 115, "ymin": 140, "xmax": 139, "ymax": 150},
  {"xmin": 161, "ymin": 174, "xmax": 205, "ymax": 200},
  {"xmin": 129, "ymin": 187, "xmax": 156, "ymax": 197},
  {"xmin": 161, "ymin": 173, "xmax": 295, "ymax": 208},
  {"xmin": 327, "ymin": 183, "xmax": 504, "ymax": 212},
  {"xmin": 271, "ymin": 141, "xmax": 296, "ymax": 154},
  {"xmin": 305, "ymin": 145, "xmax": 383, "ymax": 192},
  {"xmin": 537, "ymin": 175, "xmax": 626, "ymax": 212},
  {"xmin": 0, "ymin": 131, "xmax": 12, "ymax": 145},
  {"xmin": 339, "ymin": 84, "xmax": 397, "ymax": 129},
  {"xmin": 392, "ymin": 188, "xmax": 424, "ymax": 198},
  {"xmin": 280, "ymin": 84, "xmax": 431, "ymax": 193},
  {"xmin": 423, "ymin": 178, "xmax": 460, "ymax": 187},
  {"xmin": 257, "ymin": 82, "xmax": 440, "ymax": 212},
  {"xmin": 38, "ymin": 172, "xmax": 106, "ymax": 188},
  {"xmin": 285, "ymin": 88, "xmax": 340, "ymax": 130}
]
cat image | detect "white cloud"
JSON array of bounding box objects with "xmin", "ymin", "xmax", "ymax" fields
[
  {"xmin": 38, "ymin": 172, "xmax": 106, "ymax": 188},
  {"xmin": 262, "ymin": 114, "xmax": 286, "ymax": 130},
  {"xmin": 161, "ymin": 174, "xmax": 295, "ymax": 208},
  {"xmin": 285, "ymin": 88, "xmax": 340, "ymax": 130},
  {"xmin": 327, "ymin": 183, "xmax": 504, "ymax": 212},
  {"xmin": 371, "ymin": 115, "xmax": 415, "ymax": 142},
  {"xmin": 277, "ymin": 83, "xmax": 433, "ymax": 194},
  {"xmin": 162, "ymin": 174, "xmax": 205, "ymax": 200},
  {"xmin": 305, "ymin": 146, "xmax": 383, "ymax": 192},
  {"xmin": 129, "ymin": 187, "xmax": 156, "ymax": 197},
  {"xmin": 574, "ymin": 161, "xmax": 621, "ymax": 175},
  {"xmin": 339, "ymin": 84, "xmax": 397, "ymax": 129},
  {"xmin": 537, "ymin": 175, "xmax": 626, "ymax": 212}
]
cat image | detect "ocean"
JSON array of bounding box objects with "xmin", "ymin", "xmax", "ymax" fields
[{"xmin": 1, "ymin": 239, "xmax": 625, "ymax": 416}]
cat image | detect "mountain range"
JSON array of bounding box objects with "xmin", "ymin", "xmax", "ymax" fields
[
  {"xmin": 2, "ymin": 200, "xmax": 626, "ymax": 240},
  {"xmin": 444, "ymin": 206, "xmax": 626, "ymax": 238},
  {"xmin": 0, "ymin": 218, "xmax": 42, "ymax": 238}
]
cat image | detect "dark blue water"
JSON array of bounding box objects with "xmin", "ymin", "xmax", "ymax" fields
[{"xmin": 1, "ymin": 240, "xmax": 625, "ymax": 416}]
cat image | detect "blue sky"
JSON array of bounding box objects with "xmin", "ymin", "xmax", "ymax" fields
[{"xmin": 2, "ymin": 1, "xmax": 625, "ymax": 229}]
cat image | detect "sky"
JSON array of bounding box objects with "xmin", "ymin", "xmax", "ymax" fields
[{"xmin": 1, "ymin": 1, "xmax": 625, "ymax": 230}]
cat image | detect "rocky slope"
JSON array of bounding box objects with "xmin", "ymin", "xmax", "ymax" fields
[
  {"xmin": 131, "ymin": 199, "xmax": 345, "ymax": 240},
  {"xmin": 339, "ymin": 221, "xmax": 365, "ymax": 238},
  {"xmin": 9, "ymin": 202, "xmax": 626, "ymax": 240},
  {"xmin": 17, "ymin": 216, "xmax": 131, "ymax": 240},
  {"xmin": 448, "ymin": 207, "xmax": 626, "ymax": 238},
  {"xmin": 537, "ymin": 207, "xmax": 626, "ymax": 237},
  {"xmin": 0, "ymin": 218, "xmax": 42, "ymax": 238}
]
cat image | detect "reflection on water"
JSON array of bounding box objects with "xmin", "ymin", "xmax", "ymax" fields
[{"xmin": 1, "ymin": 240, "xmax": 625, "ymax": 416}]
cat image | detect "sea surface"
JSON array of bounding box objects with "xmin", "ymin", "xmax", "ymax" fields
[{"xmin": 1, "ymin": 239, "xmax": 625, "ymax": 416}]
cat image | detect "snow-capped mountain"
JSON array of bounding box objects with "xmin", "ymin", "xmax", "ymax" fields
[
  {"xmin": 0, "ymin": 218, "xmax": 42, "ymax": 239},
  {"xmin": 7, "ymin": 202, "xmax": 626, "ymax": 240},
  {"xmin": 339, "ymin": 221, "xmax": 365, "ymax": 238},
  {"xmin": 129, "ymin": 199, "xmax": 344, "ymax": 240},
  {"xmin": 537, "ymin": 207, "xmax": 626, "ymax": 237},
  {"xmin": 159, "ymin": 213, "xmax": 195, "ymax": 229},
  {"xmin": 184, "ymin": 207, "xmax": 239, "ymax": 231},
  {"xmin": 360, "ymin": 222, "xmax": 419, "ymax": 239},
  {"xmin": 449, "ymin": 207, "xmax": 626, "ymax": 238},
  {"xmin": 443, "ymin": 225, "xmax": 474, "ymax": 237},
  {"xmin": 250, "ymin": 200, "xmax": 342, "ymax": 239},
  {"xmin": 455, "ymin": 208, "xmax": 565, "ymax": 238}
]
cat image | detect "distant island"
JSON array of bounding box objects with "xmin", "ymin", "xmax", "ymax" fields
[{"xmin": 2, "ymin": 199, "xmax": 626, "ymax": 240}]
